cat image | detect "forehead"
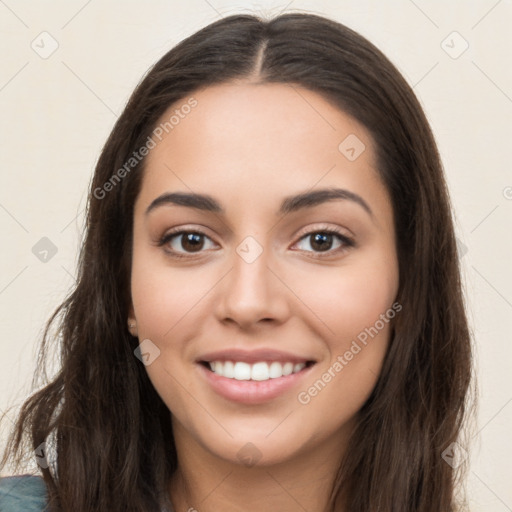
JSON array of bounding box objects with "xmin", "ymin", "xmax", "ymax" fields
[
  {"xmin": 136, "ymin": 82, "xmax": 389, "ymax": 219},
  {"xmin": 149, "ymin": 82, "xmax": 373, "ymax": 163}
]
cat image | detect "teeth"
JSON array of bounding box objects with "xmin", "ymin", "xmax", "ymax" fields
[
  {"xmin": 269, "ymin": 361, "xmax": 283, "ymax": 378},
  {"xmin": 234, "ymin": 362, "xmax": 251, "ymax": 380},
  {"xmin": 251, "ymin": 362, "xmax": 269, "ymax": 381},
  {"xmin": 223, "ymin": 360, "xmax": 234, "ymax": 378},
  {"xmin": 282, "ymin": 362, "xmax": 294, "ymax": 376},
  {"xmin": 207, "ymin": 361, "xmax": 307, "ymax": 381}
]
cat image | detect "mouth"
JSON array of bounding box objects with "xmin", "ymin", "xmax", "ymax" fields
[{"xmin": 196, "ymin": 349, "xmax": 317, "ymax": 404}]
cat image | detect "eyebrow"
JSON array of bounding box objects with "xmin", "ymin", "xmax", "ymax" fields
[{"xmin": 145, "ymin": 187, "xmax": 373, "ymax": 217}]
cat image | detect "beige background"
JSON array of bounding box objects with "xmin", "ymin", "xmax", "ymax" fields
[{"xmin": 1, "ymin": 0, "xmax": 511, "ymax": 510}]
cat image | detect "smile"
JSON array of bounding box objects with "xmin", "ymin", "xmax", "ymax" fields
[{"xmin": 206, "ymin": 360, "xmax": 311, "ymax": 381}]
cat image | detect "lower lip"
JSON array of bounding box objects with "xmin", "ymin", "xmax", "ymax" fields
[{"xmin": 198, "ymin": 363, "xmax": 314, "ymax": 404}]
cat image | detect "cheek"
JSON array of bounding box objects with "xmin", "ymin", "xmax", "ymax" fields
[
  {"xmin": 130, "ymin": 250, "xmax": 219, "ymax": 402},
  {"xmin": 289, "ymin": 251, "xmax": 398, "ymax": 412},
  {"xmin": 130, "ymin": 253, "xmax": 213, "ymax": 340},
  {"xmin": 130, "ymin": 254, "xmax": 209, "ymax": 419},
  {"xmin": 289, "ymin": 255, "xmax": 398, "ymax": 345}
]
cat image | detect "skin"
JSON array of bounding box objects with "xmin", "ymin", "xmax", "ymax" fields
[{"xmin": 128, "ymin": 82, "xmax": 399, "ymax": 512}]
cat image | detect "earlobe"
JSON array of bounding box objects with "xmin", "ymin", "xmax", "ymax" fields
[
  {"xmin": 127, "ymin": 306, "xmax": 138, "ymax": 337},
  {"xmin": 127, "ymin": 318, "xmax": 138, "ymax": 337}
]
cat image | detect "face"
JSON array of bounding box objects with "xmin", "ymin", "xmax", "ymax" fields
[{"xmin": 129, "ymin": 82, "xmax": 399, "ymax": 467}]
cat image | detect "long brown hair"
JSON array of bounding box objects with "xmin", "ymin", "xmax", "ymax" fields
[{"xmin": 0, "ymin": 12, "xmax": 475, "ymax": 511}]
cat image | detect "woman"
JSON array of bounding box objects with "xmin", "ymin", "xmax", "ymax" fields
[{"xmin": 0, "ymin": 12, "xmax": 474, "ymax": 512}]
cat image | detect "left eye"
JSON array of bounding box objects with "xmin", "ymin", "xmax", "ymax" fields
[{"xmin": 293, "ymin": 231, "xmax": 352, "ymax": 253}]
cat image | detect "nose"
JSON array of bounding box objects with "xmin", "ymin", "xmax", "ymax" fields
[{"xmin": 214, "ymin": 243, "xmax": 291, "ymax": 330}]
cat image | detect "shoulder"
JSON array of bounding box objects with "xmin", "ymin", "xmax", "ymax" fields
[{"xmin": 0, "ymin": 475, "xmax": 49, "ymax": 511}]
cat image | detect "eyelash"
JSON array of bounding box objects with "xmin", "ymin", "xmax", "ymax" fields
[{"xmin": 157, "ymin": 226, "xmax": 355, "ymax": 260}]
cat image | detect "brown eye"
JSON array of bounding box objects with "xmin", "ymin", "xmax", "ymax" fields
[
  {"xmin": 309, "ymin": 233, "xmax": 335, "ymax": 252},
  {"xmin": 293, "ymin": 229, "xmax": 355, "ymax": 256},
  {"xmin": 179, "ymin": 232, "xmax": 205, "ymax": 252},
  {"xmin": 159, "ymin": 230, "xmax": 217, "ymax": 257}
]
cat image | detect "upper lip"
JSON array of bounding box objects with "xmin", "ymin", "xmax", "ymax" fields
[{"xmin": 197, "ymin": 349, "xmax": 315, "ymax": 365}]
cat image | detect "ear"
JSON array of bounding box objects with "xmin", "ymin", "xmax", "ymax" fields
[{"xmin": 127, "ymin": 304, "xmax": 138, "ymax": 337}]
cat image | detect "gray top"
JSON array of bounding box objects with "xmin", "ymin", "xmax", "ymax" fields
[
  {"xmin": 0, "ymin": 476, "xmax": 48, "ymax": 512},
  {"xmin": 0, "ymin": 475, "xmax": 174, "ymax": 511}
]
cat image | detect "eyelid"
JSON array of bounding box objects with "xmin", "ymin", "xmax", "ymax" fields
[
  {"xmin": 158, "ymin": 224, "xmax": 214, "ymax": 242},
  {"xmin": 292, "ymin": 223, "xmax": 354, "ymax": 244}
]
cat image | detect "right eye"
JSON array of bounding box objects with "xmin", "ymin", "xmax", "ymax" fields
[{"xmin": 158, "ymin": 230, "xmax": 218, "ymax": 258}]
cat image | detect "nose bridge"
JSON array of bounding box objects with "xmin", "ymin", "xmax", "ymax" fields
[{"xmin": 215, "ymin": 235, "xmax": 288, "ymax": 326}]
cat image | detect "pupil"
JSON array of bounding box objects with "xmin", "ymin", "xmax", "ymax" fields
[
  {"xmin": 183, "ymin": 233, "xmax": 203, "ymax": 252},
  {"xmin": 311, "ymin": 233, "xmax": 332, "ymax": 252}
]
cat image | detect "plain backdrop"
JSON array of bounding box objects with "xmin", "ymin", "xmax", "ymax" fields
[{"xmin": 1, "ymin": 1, "xmax": 511, "ymax": 510}]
